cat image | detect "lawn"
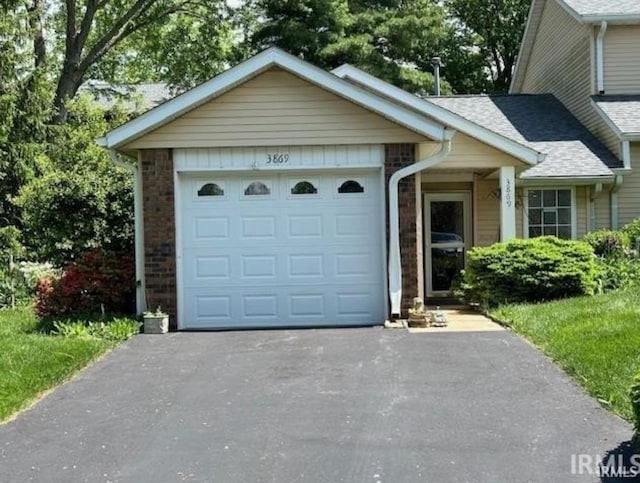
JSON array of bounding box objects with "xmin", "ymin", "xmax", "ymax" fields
[
  {"xmin": 0, "ymin": 306, "xmax": 134, "ymax": 423},
  {"xmin": 491, "ymin": 289, "xmax": 640, "ymax": 421}
]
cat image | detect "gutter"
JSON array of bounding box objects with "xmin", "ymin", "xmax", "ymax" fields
[
  {"xmin": 108, "ymin": 149, "xmax": 145, "ymax": 315},
  {"xmin": 388, "ymin": 133, "xmax": 454, "ymax": 316},
  {"xmin": 596, "ymin": 21, "xmax": 608, "ymax": 94}
]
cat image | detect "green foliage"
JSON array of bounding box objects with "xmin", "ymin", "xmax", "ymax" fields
[
  {"xmin": 594, "ymin": 257, "xmax": 640, "ymax": 292},
  {"xmin": 583, "ymin": 229, "xmax": 629, "ymax": 258},
  {"xmin": 490, "ymin": 289, "xmax": 640, "ymax": 421},
  {"xmin": 458, "ymin": 237, "xmax": 598, "ymax": 306},
  {"xmin": 622, "ymin": 217, "xmax": 640, "ymax": 251},
  {"xmin": 632, "ymin": 370, "xmax": 640, "ymax": 446},
  {"xmin": 15, "ymin": 97, "xmax": 133, "ymax": 265},
  {"xmin": 252, "ymin": 0, "xmax": 452, "ymax": 95},
  {"xmin": 53, "ymin": 318, "xmax": 140, "ymax": 342},
  {"xmin": 445, "ymin": 0, "xmax": 530, "ymax": 92}
]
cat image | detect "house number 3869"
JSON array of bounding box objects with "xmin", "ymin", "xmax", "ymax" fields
[{"xmin": 266, "ymin": 154, "xmax": 289, "ymax": 164}]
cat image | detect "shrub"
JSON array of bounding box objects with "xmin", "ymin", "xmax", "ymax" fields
[
  {"xmin": 594, "ymin": 256, "xmax": 640, "ymax": 292},
  {"xmin": 583, "ymin": 229, "xmax": 629, "ymax": 258},
  {"xmin": 35, "ymin": 248, "xmax": 135, "ymax": 318},
  {"xmin": 458, "ymin": 237, "xmax": 598, "ymax": 306},
  {"xmin": 622, "ymin": 217, "xmax": 640, "ymax": 251},
  {"xmin": 631, "ymin": 370, "xmax": 640, "ymax": 447}
]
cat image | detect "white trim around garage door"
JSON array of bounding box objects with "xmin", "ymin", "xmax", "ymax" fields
[{"xmin": 174, "ymin": 145, "xmax": 388, "ymax": 330}]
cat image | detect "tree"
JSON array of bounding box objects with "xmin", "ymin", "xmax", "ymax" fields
[
  {"xmin": 446, "ymin": 0, "xmax": 529, "ymax": 93},
  {"xmin": 251, "ymin": 0, "xmax": 452, "ymax": 95}
]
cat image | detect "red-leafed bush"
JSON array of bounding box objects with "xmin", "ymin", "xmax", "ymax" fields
[{"xmin": 35, "ymin": 248, "xmax": 135, "ymax": 318}]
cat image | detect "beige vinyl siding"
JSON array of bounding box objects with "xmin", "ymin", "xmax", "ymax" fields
[
  {"xmin": 418, "ymin": 134, "xmax": 525, "ymax": 169},
  {"xmin": 618, "ymin": 143, "xmax": 640, "ymax": 226},
  {"xmin": 575, "ymin": 186, "xmax": 588, "ymax": 238},
  {"xmin": 604, "ymin": 26, "xmax": 640, "ymax": 95},
  {"xmin": 593, "ymin": 193, "xmax": 611, "ymax": 230},
  {"xmin": 475, "ymin": 179, "xmax": 501, "ymax": 246},
  {"xmin": 517, "ymin": 0, "xmax": 622, "ymax": 158},
  {"xmin": 124, "ymin": 68, "xmax": 426, "ymax": 149}
]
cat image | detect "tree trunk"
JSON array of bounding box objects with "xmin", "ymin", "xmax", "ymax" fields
[
  {"xmin": 52, "ymin": 63, "xmax": 83, "ymax": 124},
  {"xmin": 28, "ymin": 0, "xmax": 46, "ymax": 68}
]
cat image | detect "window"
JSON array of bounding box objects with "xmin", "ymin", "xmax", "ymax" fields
[
  {"xmin": 197, "ymin": 183, "xmax": 224, "ymax": 197},
  {"xmin": 526, "ymin": 188, "xmax": 573, "ymax": 239},
  {"xmin": 244, "ymin": 181, "xmax": 270, "ymax": 196},
  {"xmin": 291, "ymin": 181, "xmax": 317, "ymax": 195},
  {"xmin": 338, "ymin": 180, "xmax": 364, "ymax": 194}
]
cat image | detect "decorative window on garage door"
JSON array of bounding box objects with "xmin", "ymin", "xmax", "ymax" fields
[
  {"xmin": 290, "ymin": 180, "xmax": 318, "ymax": 195},
  {"xmin": 197, "ymin": 182, "xmax": 224, "ymax": 197},
  {"xmin": 244, "ymin": 181, "xmax": 271, "ymax": 196},
  {"xmin": 337, "ymin": 179, "xmax": 364, "ymax": 194}
]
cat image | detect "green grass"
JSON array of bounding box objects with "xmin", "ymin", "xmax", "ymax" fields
[
  {"xmin": 0, "ymin": 307, "xmax": 117, "ymax": 422},
  {"xmin": 491, "ymin": 289, "xmax": 640, "ymax": 421}
]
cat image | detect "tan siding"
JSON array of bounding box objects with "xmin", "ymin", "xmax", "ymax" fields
[
  {"xmin": 604, "ymin": 26, "xmax": 640, "ymax": 95},
  {"xmin": 575, "ymin": 186, "xmax": 588, "ymax": 238},
  {"xmin": 518, "ymin": 0, "xmax": 622, "ymax": 158},
  {"xmin": 419, "ymin": 134, "xmax": 525, "ymax": 169},
  {"xmin": 475, "ymin": 179, "xmax": 501, "ymax": 246},
  {"xmin": 618, "ymin": 143, "xmax": 640, "ymax": 226},
  {"xmin": 422, "ymin": 182, "xmax": 472, "ymax": 192},
  {"xmin": 594, "ymin": 193, "xmax": 611, "ymax": 230},
  {"xmin": 125, "ymin": 69, "xmax": 426, "ymax": 149}
]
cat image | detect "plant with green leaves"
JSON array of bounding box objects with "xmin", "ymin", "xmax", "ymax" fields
[
  {"xmin": 632, "ymin": 370, "xmax": 640, "ymax": 448},
  {"xmin": 458, "ymin": 236, "xmax": 598, "ymax": 306}
]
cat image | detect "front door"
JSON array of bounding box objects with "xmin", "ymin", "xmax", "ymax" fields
[{"xmin": 424, "ymin": 193, "xmax": 472, "ymax": 297}]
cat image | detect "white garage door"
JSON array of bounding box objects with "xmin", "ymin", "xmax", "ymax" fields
[{"xmin": 179, "ymin": 171, "xmax": 385, "ymax": 329}]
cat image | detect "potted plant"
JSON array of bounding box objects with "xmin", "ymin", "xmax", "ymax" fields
[
  {"xmin": 407, "ymin": 297, "xmax": 429, "ymax": 328},
  {"xmin": 143, "ymin": 306, "xmax": 169, "ymax": 334}
]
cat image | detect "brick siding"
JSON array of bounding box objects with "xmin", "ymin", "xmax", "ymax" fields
[
  {"xmin": 141, "ymin": 149, "xmax": 178, "ymax": 330},
  {"xmin": 384, "ymin": 144, "xmax": 418, "ymax": 317}
]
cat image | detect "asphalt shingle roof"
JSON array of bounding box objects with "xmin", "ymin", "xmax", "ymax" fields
[
  {"xmin": 562, "ymin": 0, "xmax": 640, "ymax": 16},
  {"xmin": 427, "ymin": 94, "xmax": 621, "ymax": 178},
  {"xmin": 593, "ymin": 95, "xmax": 640, "ymax": 134},
  {"xmin": 79, "ymin": 81, "xmax": 174, "ymax": 112}
]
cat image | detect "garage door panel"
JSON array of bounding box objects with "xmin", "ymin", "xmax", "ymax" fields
[{"xmin": 180, "ymin": 170, "xmax": 384, "ymax": 328}]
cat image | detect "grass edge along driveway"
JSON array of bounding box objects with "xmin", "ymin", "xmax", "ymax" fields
[
  {"xmin": 491, "ymin": 288, "xmax": 640, "ymax": 421},
  {"xmin": 0, "ymin": 306, "xmax": 132, "ymax": 423}
]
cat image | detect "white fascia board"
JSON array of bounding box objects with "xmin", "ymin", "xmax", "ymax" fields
[
  {"xmin": 101, "ymin": 47, "xmax": 446, "ymax": 149},
  {"xmin": 510, "ymin": 0, "xmax": 541, "ymax": 93},
  {"xmin": 590, "ymin": 98, "xmax": 623, "ymax": 138},
  {"xmin": 518, "ymin": 175, "xmax": 614, "ymax": 185},
  {"xmin": 333, "ymin": 64, "xmax": 543, "ymax": 165}
]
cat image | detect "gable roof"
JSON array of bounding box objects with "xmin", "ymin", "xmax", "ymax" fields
[
  {"xmin": 98, "ymin": 47, "xmax": 447, "ymax": 149},
  {"xmin": 332, "ymin": 64, "xmax": 544, "ymax": 165},
  {"xmin": 592, "ymin": 95, "xmax": 640, "ymax": 138},
  {"xmin": 80, "ymin": 81, "xmax": 173, "ymax": 113},
  {"xmin": 511, "ymin": 0, "xmax": 640, "ymax": 93},
  {"xmin": 559, "ymin": 0, "xmax": 640, "ymax": 22},
  {"xmin": 427, "ymin": 94, "xmax": 621, "ymax": 178}
]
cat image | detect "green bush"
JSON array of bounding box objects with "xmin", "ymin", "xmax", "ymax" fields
[
  {"xmin": 594, "ymin": 256, "xmax": 640, "ymax": 292},
  {"xmin": 458, "ymin": 237, "xmax": 598, "ymax": 306},
  {"xmin": 622, "ymin": 217, "xmax": 640, "ymax": 251},
  {"xmin": 631, "ymin": 370, "xmax": 640, "ymax": 447},
  {"xmin": 583, "ymin": 229, "xmax": 629, "ymax": 258}
]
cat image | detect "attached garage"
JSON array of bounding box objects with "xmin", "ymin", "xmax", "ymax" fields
[
  {"xmin": 175, "ymin": 147, "xmax": 386, "ymax": 329},
  {"xmin": 99, "ymin": 48, "xmax": 449, "ymax": 330}
]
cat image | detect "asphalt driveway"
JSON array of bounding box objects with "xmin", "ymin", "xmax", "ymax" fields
[{"xmin": 0, "ymin": 328, "xmax": 634, "ymax": 482}]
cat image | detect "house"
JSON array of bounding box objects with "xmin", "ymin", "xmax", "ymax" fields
[{"xmin": 98, "ymin": 2, "xmax": 639, "ymax": 330}]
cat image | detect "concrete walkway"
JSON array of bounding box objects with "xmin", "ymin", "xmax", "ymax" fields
[
  {"xmin": 0, "ymin": 328, "xmax": 634, "ymax": 482},
  {"xmin": 407, "ymin": 309, "xmax": 504, "ymax": 333}
]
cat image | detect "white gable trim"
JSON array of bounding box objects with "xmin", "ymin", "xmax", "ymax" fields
[
  {"xmin": 332, "ymin": 64, "xmax": 544, "ymax": 166},
  {"xmin": 98, "ymin": 48, "xmax": 447, "ymax": 149}
]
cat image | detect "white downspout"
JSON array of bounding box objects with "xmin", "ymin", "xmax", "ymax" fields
[
  {"xmin": 388, "ymin": 134, "xmax": 454, "ymax": 316},
  {"xmin": 596, "ymin": 21, "xmax": 608, "ymax": 94},
  {"xmin": 109, "ymin": 149, "xmax": 145, "ymax": 315}
]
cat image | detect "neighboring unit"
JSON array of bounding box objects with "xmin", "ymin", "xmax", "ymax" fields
[{"xmin": 99, "ymin": 2, "xmax": 639, "ymax": 329}]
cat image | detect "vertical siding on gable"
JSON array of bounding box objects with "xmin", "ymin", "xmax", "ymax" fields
[
  {"xmin": 604, "ymin": 26, "xmax": 640, "ymax": 95},
  {"xmin": 518, "ymin": 0, "xmax": 621, "ymax": 158},
  {"xmin": 618, "ymin": 143, "xmax": 640, "ymax": 226}
]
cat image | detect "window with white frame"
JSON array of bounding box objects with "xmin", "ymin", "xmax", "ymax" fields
[{"xmin": 526, "ymin": 188, "xmax": 573, "ymax": 239}]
